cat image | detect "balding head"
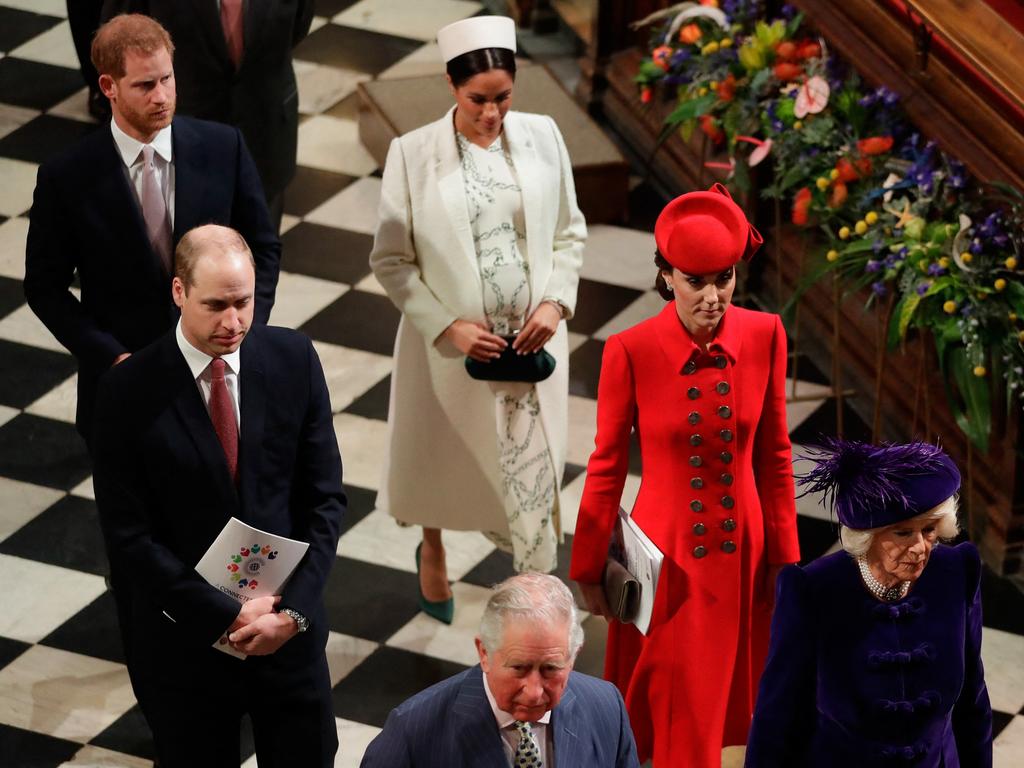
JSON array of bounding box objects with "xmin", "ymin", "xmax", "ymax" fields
[{"xmin": 174, "ymin": 225, "xmax": 255, "ymax": 293}]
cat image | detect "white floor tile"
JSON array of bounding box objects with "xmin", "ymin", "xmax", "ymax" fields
[
  {"xmin": 1, "ymin": 0, "xmax": 66, "ymax": 16},
  {"xmin": 24, "ymin": 372, "xmax": 77, "ymax": 424},
  {"xmin": 559, "ymin": 469, "xmax": 641, "ymax": 537},
  {"xmin": 0, "ymin": 157, "xmax": 38, "ymax": 218},
  {"xmin": 377, "ymin": 43, "xmax": 446, "ymax": 81},
  {"xmin": 981, "ymin": 626, "xmax": 1024, "ymax": 714},
  {"xmin": 268, "ymin": 271, "xmax": 348, "ymax": 330},
  {"xmin": 593, "ymin": 290, "xmax": 663, "ymax": 341},
  {"xmin": 565, "ymin": 395, "xmax": 597, "ymax": 468},
  {"xmin": 296, "ymin": 115, "xmax": 378, "ymax": 177},
  {"xmin": 312, "ymin": 341, "xmax": 392, "ymax": 412},
  {"xmin": 309, "ymin": 16, "xmax": 329, "ymax": 35},
  {"xmin": 386, "ymin": 580, "xmax": 492, "ymax": 666},
  {"xmin": 48, "ymin": 87, "xmax": 99, "ymax": 125},
  {"xmin": 70, "ymin": 475, "xmax": 95, "ymax": 501},
  {"xmin": 332, "ymin": 412, "xmax": 388, "ymax": 491},
  {"xmin": 353, "ymin": 272, "xmax": 387, "ymax": 296},
  {"xmin": 334, "ymin": 718, "xmax": 382, "ymax": 768},
  {"xmin": 10, "ymin": 21, "xmax": 80, "ymax": 69},
  {"xmin": 62, "ymin": 745, "xmax": 152, "ymax": 767},
  {"xmin": 0, "ymin": 103, "xmax": 40, "ymax": 142},
  {"xmin": 305, "ymin": 176, "xmax": 382, "ymax": 236},
  {"xmin": 0, "ymin": 215, "xmax": 30, "ymax": 280},
  {"xmin": 784, "ymin": 380, "xmax": 836, "ymax": 433},
  {"xmin": 0, "ymin": 644, "xmax": 135, "ymax": 743},
  {"xmin": 994, "ymin": 715, "xmax": 1024, "ymax": 768},
  {"xmin": 0, "ymin": 555, "xmax": 107, "ymax": 643},
  {"xmin": 0, "ymin": 404, "xmax": 18, "ymax": 429},
  {"xmin": 566, "ymin": 331, "xmax": 588, "ymax": 353},
  {"xmin": 325, "ymin": 631, "xmax": 379, "ymax": 688},
  {"xmin": 789, "ymin": 443, "xmax": 833, "ymax": 523},
  {"xmin": 296, "ymin": 62, "xmax": 370, "ymax": 116},
  {"xmin": 280, "ymin": 213, "xmax": 302, "ymax": 235},
  {"xmin": 579, "ymin": 225, "xmax": 657, "ymax": 291},
  {"xmin": 0, "ymin": 302, "xmax": 68, "ymax": 352},
  {"xmin": 333, "ymin": 0, "xmax": 481, "ymax": 42},
  {"xmin": 0, "ymin": 476, "xmax": 65, "ymax": 543}
]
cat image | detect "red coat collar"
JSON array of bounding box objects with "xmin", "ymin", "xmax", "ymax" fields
[{"xmin": 654, "ymin": 301, "xmax": 743, "ymax": 372}]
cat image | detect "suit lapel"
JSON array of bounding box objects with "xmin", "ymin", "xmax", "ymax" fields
[
  {"xmin": 551, "ymin": 682, "xmax": 580, "ymax": 767},
  {"xmin": 171, "ymin": 118, "xmax": 208, "ymax": 243},
  {"xmin": 452, "ymin": 667, "xmax": 510, "ymax": 767},
  {"xmin": 237, "ymin": 330, "xmax": 266, "ymax": 511},
  {"xmin": 435, "ymin": 107, "xmax": 484, "ymax": 300},
  {"xmin": 191, "ymin": 0, "xmax": 235, "ymax": 71}
]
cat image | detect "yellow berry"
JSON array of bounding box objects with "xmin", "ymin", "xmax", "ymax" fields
[
  {"xmin": 1010, "ymin": 312, "xmax": 1019, "ymax": 321},
  {"xmin": 960, "ymin": 252, "xmax": 973, "ymax": 263},
  {"xmin": 973, "ymin": 365, "xmax": 987, "ymax": 377},
  {"xmin": 938, "ymin": 257, "xmax": 950, "ymax": 269},
  {"xmin": 1007, "ymin": 257, "xmax": 1018, "ymax": 269},
  {"xmin": 816, "ymin": 177, "xmax": 830, "ymax": 191},
  {"xmin": 865, "ymin": 211, "xmax": 879, "ymax": 225},
  {"xmin": 826, "ymin": 249, "xmax": 839, "ymax": 262},
  {"xmin": 702, "ymin": 41, "xmax": 720, "ymax": 55},
  {"xmin": 838, "ymin": 226, "xmax": 851, "ymax": 240},
  {"xmin": 829, "ymin": 169, "xmax": 840, "ymax": 180},
  {"xmin": 918, "ymin": 259, "xmax": 929, "ymax": 272},
  {"xmin": 855, "ymin": 220, "xmax": 868, "ymax": 235},
  {"xmin": 698, "ymin": 87, "xmax": 708, "ymax": 96},
  {"xmin": 976, "ymin": 291, "xmax": 987, "ymax": 300},
  {"xmin": 709, "ymin": 80, "xmax": 719, "ymax": 90},
  {"xmin": 942, "ymin": 300, "xmax": 957, "ymax": 314},
  {"xmin": 995, "ymin": 278, "xmax": 1007, "ymax": 291},
  {"xmin": 793, "ymin": 120, "xmax": 803, "ymax": 130},
  {"xmin": 1019, "ymin": 331, "xmax": 1024, "ymax": 343},
  {"xmin": 720, "ymin": 37, "xmax": 734, "ymax": 48}
]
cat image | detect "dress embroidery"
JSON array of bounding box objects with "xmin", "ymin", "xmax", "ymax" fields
[{"xmin": 457, "ymin": 131, "xmax": 558, "ymax": 572}]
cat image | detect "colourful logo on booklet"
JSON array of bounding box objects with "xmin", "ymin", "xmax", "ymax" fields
[{"xmin": 225, "ymin": 543, "xmax": 279, "ymax": 590}]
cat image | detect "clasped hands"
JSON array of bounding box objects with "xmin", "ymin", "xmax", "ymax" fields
[
  {"xmin": 443, "ymin": 301, "xmax": 562, "ymax": 362},
  {"xmin": 226, "ymin": 595, "xmax": 298, "ymax": 656}
]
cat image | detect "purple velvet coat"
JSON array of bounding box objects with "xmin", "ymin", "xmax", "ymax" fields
[{"xmin": 746, "ymin": 542, "xmax": 992, "ymax": 767}]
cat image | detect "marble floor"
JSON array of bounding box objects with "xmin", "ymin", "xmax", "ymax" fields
[{"xmin": 0, "ymin": 1, "xmax": 1022, "ymax": 766}]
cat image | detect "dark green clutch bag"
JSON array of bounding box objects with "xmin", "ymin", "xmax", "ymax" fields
[{"xmin": 464, "ymin": 336, "xmax": 556, "ymax": 383}]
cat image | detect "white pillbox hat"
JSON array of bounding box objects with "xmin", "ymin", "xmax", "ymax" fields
[{"xmin": 437, "ymin": 16, "xmax": 516, "ymax": 63}]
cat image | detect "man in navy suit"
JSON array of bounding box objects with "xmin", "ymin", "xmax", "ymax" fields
[
  {"xmin": 93, "ymin": 225, "xmax": 342, "ymax": 766},
  {"xmin": 361, "ymin": 573, "xmax": 640, "ymax": 767},
  {"xmin": 24, "ymin": 13, "xmax": 280, "ymax": 445}
]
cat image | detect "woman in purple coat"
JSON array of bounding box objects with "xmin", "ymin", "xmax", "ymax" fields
[{"xmin": 746, "ymin": 440, "xmax": 992, "ymax": 767}]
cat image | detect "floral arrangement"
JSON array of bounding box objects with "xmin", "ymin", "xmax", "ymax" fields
[{"xmin": 635, "ymin": 1, "xmax": 1024, "ymax": 452}]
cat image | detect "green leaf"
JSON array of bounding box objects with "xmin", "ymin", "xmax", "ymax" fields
[
  {"xmin": 664, "ymin": 93, "xmax": 718, "ymax": 128},
  {"xmin": 941, "ymin": 346, "xmax": 992, "ymax": 452},
  {"xmin": 749, "ymin": 68, "xmax": 771, "ymax": 95},
  {"xmin": 889, "ymin": 292, "xmax": 920, "ymax": 346},
  {"xmin": 785, "ymin": 13, "xmax": 805, "ymax": 38},
  {"xmin": 777, "ymin": 163, "xmax": 808, "ymax": 193}
]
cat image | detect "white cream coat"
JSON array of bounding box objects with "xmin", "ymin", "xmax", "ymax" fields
[{"xmin": 370, "ymin": 108, "xmax": 586, "ymax": 534}]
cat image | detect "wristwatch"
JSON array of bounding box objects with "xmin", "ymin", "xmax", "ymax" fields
[{"xmin": 280, "ymin": 607, "xmax": 309, "ymax": 633}]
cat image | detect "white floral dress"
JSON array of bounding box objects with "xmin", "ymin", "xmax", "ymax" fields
[{"xmin": 456, "ymin": 131, "xmax": 559, "ymax": 572}]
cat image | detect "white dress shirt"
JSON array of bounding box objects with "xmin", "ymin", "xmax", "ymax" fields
[
  {"xmin": 110, "ymin": 118, "xmax": 175, "ymax": 229},
  {"xmin": 175, "ymin": 320, "xmax": 241, "ymax": 433},
  {"xmin": 483, "ymin": 673, "xmax": 553, "ymax": 767}
]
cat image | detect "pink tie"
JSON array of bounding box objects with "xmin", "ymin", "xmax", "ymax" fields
[
  {"xmin": 220, "ymin": 0, "xmax": 244, "ymax": 70},
  {"xmin": 140, "ymin": 145, "xmax": 172, "ymax": 275},
  {"xmin": 209, "ymin": 358, "xmax": 239, "ymax": 481}
]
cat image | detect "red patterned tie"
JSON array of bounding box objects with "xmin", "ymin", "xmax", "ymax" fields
[
  {"xmin": 209, "ymin": 358, "xmax": 238, "ymax": 481},
  {"xmin": 220, "ymin": 0, "xmax": 244, "ymax": 70}
]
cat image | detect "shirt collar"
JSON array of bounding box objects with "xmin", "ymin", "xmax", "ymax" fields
[
  {"xmin": 110, "ymin": 118, "xmax": 173, "ymax": 168},
  {"xmin": 654, "ymin": 301, "xmax": 742, "ymax": 370},
  {"xmin": 175, "ymin": 319, "xmax": 241, "ymax": 381},
  {"xmin": 481, "ymin": 669, "xmax": 553, "ymax": 728}
]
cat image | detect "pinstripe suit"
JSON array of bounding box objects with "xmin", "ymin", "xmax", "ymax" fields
[{"xmin": 361, "ymin": 666, "xmax": 639, "ymax": 767}]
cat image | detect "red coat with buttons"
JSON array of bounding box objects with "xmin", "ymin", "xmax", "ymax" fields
[{"xmin": 569, "ymin": 302, "xmax": 801, "ymax": 767}]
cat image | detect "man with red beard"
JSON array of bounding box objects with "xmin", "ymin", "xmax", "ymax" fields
[{"xmin": 24, "ymin": 13, "xmax": 280, "ymax": 447}]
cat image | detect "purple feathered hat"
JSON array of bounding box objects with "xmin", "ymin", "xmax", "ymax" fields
[{"xmin": 796, "ymin": 439, "xmax": 961, "ymax": 530}]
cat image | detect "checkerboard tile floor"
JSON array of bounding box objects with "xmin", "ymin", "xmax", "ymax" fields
[{"xmin": 1, "ymin": 2, "xmax": 1022, "ymax": 765}]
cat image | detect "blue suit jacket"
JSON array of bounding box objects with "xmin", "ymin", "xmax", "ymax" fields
[
  {"xmin": 24, "ymin": 115, "xmax": 281, "ymax": 440},
  {"xmin": 361, "ymin": 666, "xmax": 640, "ymax": 768}
]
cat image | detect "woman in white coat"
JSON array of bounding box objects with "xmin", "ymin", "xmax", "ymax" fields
[{"xmin": 370, "ymin": 15, "xmax": 586, "ymax": 623}]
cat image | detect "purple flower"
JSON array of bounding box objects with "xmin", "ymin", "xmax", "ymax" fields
[
  {"xmin": 897, "ymin": 246, "xmax": 909, "ymax": 258},
  {"xmin": 969, "ymin": 238, "xmax": 984, "ymax": 255},
  {"xmin": 872, "ymin": 281, "xmax": 888, "ymax": 296},
  {"xmin": 878, "ymin": 86, "xmax": 900, "ymax": 107},
  {"xmin": 960, "ymin": 305, "xmax": 973, "ymax": 317},
  {"xmin": 781, "ymin": 3, "xmax": 797, "ymax": 19},
  {"xmin": 671, "ymin": 49, "xmax": 691, "ymax": 66},
  {"xmin": 859, "ymin": 93, "xmax": 876, "ymax": 108},
  {"xmin": 915, "ymin": 282, "xmax": 931, "ymax": 295},
  {"xmin": 866, "ymin": 259, "xmax": 882, "ymax": 273},
  {"xmin": 771, "ymin": 119, "xmax": 784, "ymax": 133},
  {"xmin": 994, "ymin": 233, "xmax": 1010, "ymax": 248},
  {"xmin": 927, "ymin": 263, "xmax": 945, "ymax": 276},
  {"xmin": 871, "ymin": 238, "xmax": 885, "ymax": 254},
  {"xmin": 883, "ymin": 254, "xmax": 898, "ymax": 268},
  {"xmin": 947, "ymin": 160, "xmax": 967, "ymax": 189}
]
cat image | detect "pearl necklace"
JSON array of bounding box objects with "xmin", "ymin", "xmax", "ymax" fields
[{"xmin": 857, "ymin": 555, "xmax": 911, "ymax": 602}]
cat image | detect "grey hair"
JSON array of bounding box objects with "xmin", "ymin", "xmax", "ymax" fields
[
  {"xmin": 479, "ymin": 572, "xmax": 584, "ymax": 658},
  {"xmin": 840, "ymin": 495, "xmax": 961, "ymax": 558}
]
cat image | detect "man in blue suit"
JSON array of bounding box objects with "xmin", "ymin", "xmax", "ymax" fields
[
  {"xmin": 24, "ymin": 13, "xmax": 280, "ymax": 445},
  {"xmin": 93, "ymin": 225, "xmax": 342, "ymax": 766},
  {"xmin": 361, "ymin": 573, "xmax": 640, "ymax": 767}
]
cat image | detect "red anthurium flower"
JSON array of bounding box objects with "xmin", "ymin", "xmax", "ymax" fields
[
  {"xmin": 792, "ymin": 187, "xmax": 812, "ymax": 225},
  {"xmin": 717, "ymin": 73, "xmax": 737, "ymax": 102},
  {"xmin": 773, "ymin": 61, "xmax": 803, "ymax": 81},
  {"xmin": 857, "ymin": 136, "xmax": 894, "ymax": 155},
  {"xmin": 835, "ymin": 157, "xmax": 860, "ymax": 183}
]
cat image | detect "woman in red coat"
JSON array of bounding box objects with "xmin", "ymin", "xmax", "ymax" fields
[{"xmin": 570, "ymin": 184, "xmax": 801, "ymax": 767}]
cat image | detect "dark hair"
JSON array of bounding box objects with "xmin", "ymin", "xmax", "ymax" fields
[
  {"xmin": 654, "ymin": 251, "xmax": 674, "ymax": 301},
  {"xmin": 446, "ymin": 47, "xmax": 517, "ymax": 87}
]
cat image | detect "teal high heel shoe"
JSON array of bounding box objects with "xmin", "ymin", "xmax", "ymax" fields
[{"xmin": 415, "ymin": 542, "xmax": 454, "ymax": 625}]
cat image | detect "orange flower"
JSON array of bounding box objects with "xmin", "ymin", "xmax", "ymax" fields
[
  {"xmin": 652, "ymin": 45, "xmax": 673, "ymax": 71},
  {"xmin": 699, "ymin": 114, "xmax": 725, "ymax": 144},
  {"xmin": 857, "ymin": 136, "xmax": 894, "ymax": 155},
  {"xmin": 775, "ymin": 41, "xmax": 798, "ymax": 61},
  {"xmin": 717, "ymin": 73, "xmax": 737, "ymax": 102},
  {"xmin": 829, "ymin": 181, "xmax": 848, "ymax": 208},
  {"xmin": 699, "ymin": 0, "xmax": 719, "ymax": 6},
  {"xmin": 797, "ymin": 40, "xmax": 822, "ymax": 60},
  {"xmin": 835, "ymin": 157, "xmax": 860, "ymax": 183},
  {"xmin": 679, "ymin": 23, "xmax": 702, "ymax": 45},
  {"xmin": 773, "ymin": 61, "xmax": 803, "ymax": 81},
  {"xmin": 640, "ymin": 87, "xmax": 652, "ymax": 104},
  {"xmin": 855, "ymin": 156, "xmax": 873, "ymax": 177},
  {"xmin": 792, "ymin": 187, "xmax": 812, "ymax": 226}
]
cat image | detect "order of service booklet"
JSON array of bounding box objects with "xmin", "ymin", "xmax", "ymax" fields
[
  {"xmin": 195, "ymin": 517, "xmax": 309, "ymax": 658},
  {"xmin": 614, "ymin": 506, "xmax": 663, "ymax": 636}
]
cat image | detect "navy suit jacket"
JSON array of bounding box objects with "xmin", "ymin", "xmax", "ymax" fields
[
  {"xmin": 24, "ymin": 115, "xmax": 281, "ymax": 440},
  {"xmin": 91, "ymin": 324, "xmax": 344, "ymax": 682},
  {"xmin": 361, "ymin": 666, "xmax": 640, "ymax": 768}
]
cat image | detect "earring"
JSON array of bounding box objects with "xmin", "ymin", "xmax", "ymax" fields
[{"xmin": 665, "ymin": 283, "xmax": 674, "ymax": 293}]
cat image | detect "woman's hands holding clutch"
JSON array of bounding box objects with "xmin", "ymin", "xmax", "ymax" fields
[
  {"xmin": 513, "ymin": 301, "xmax": 562, "ymax": 354},
  {"xmin": 443, "ymin": 319, "xmax": 507, "ymax": 361}
]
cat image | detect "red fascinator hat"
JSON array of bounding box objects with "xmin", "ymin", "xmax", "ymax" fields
[{"xmin": 654, "ymin": 183, "xmax": 763, "ymax": 273}]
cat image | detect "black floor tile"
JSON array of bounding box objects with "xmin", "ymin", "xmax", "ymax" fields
[
  {"xmin": 981, "ymin": 565, "xmax": 1024, "ymax": 636},
  {"xmin": 567, "ymin": 338, "xmax": 604, "ymax": 399},
  {"xmin": 340, "ymin": 485, "xmax": 377, "ymax": 536},
  {"xmin": 299, "ymin": 290, "xmax": 400, "ymax": 356},
  {"xmin": 323, "ymin": 91, "xmax": 359, "ymax": 122},
  {"xmin": 0, "ymin": 7, "xmax": 62, "ymax": 54},
  {"xmin": 0, "ymin": 413, "xmax": 91, "ymax": 491},
  {"xmin": 461, "ymin": 536, "xmax": 575, "ymax": 590},
  {"xmin": 89, "ymin": 705, "xmax": 156, "ymax": 760},
  {"xmin": 323, "ymin": 556, "xmax": 421, "ymax": 642},
  {"xmin": 0, "ymin": 58, "xmax": 85, "ymax": 111},
  {"xmin": 991, "ymin": 709, "xmax": 1015, "ymax": 739},
  {"xmin": 342, "ymin": 373, "xmax": 390, "ymax": 421},
  {"xmin": 331, "ymin": 645, "xmax": 469, "ymax": 728},
  {"xmin": 40, "ymin": 591, "xmax": 124, "ymax": 664},
  {"xmin": 0, "ymin": 113, "xmax": 98, "ymax": 164},
  {"xmin": 0, "ymin": 494, "xmax": 108, "ymax": 576},
  {"xmin": 0, "ymin": 723, "xmax": 80, "ymax": 768},
  {"xmin": 0, "ymin": 634, "xmax": 30, "ymax": 668},
  {"xmin": 625, "ymin": 180, "xmax": 668, "ymax": 233},
  {"xmin": 0, "ymin": 275, "xmax": 26, "ymax": 321},
  {"xmin": 562, "ymin": 462, "xmax": 585, "ymax": 486},
  {"xmin": 0, "ymin": 340, "xmax": 76, "ymax": 409},
  {"xmin": 280, "ymin": 222, "xmax": 373, "ymax": 284},
  {"xmin": 293, "ymin": 23, "xmax": 421, "ymax": 76},
  {"xmin": 567, "ymin": 279, "xmax": 643, "ymax": 336},
  {"xmin": 795, "ymin": 515, "xmax": 839, "ymax": 566},
  {"xmin": 310, "ymin": 0, "xmax": 362, "ymax": 16},
  {"xmin": 788, "ymin": 399, "xmax": 872, "ymax": 446},
  {"xmin": 284, "ymin": 166, "xmax": 356, "ymax": 218}
]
